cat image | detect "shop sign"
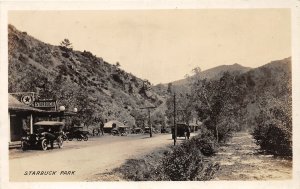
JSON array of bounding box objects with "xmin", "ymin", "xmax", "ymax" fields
[{"xmin": 34, "ymin": 100, "xmax": 57, "ymax": 109}]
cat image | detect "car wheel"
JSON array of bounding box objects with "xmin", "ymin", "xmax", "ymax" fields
[
  {"xmin": 83, "ymin": 135, "xmax": 88, "ymax": 141},
  {"xmin": 41, "ymin": 139, "xmax": 48, "ymax": 151},
  {"xmin": 58, "ymin": 137, "xmax": 63, "ymax": 148},
  {"xmin": 21, "ymin": 141, "xmax": 27, "ymax": 151}
]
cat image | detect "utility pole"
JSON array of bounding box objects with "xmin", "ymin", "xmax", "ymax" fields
[
  {"xmin": 173, "ymin": 93, "xmax": 177, "ymax": 145},
  {"xmin": 140, "ymin": 106, "xmax": 156, "ymax": 137}
]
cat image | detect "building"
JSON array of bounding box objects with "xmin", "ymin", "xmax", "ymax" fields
[
  {"xmin": 103, "ymin": 120, "xmax": 128, "ymax": 133},
  {"xmin": 8, "ymin": 94, "xmax": 76, "ymax": 147},
  {"xmin": 8, "ymin": 94, "xmax": 44, "ymax": 143}
]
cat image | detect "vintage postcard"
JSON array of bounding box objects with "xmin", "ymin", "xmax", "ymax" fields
[{"xmin": 0, "ymin": 0, "xmax": 300, "ymax": 189}]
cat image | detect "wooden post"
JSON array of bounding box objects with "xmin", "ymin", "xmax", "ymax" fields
[
  {"xmin": 148, "ymin": 109, "xmax": 152, "ymax": 137},
  {"xmin": 140, "ymin": 106, "xmax": 156, "ymax": 138},
  {"xmin": 30, "ymin": 114, "xmax": 33, "ymax": 134}
]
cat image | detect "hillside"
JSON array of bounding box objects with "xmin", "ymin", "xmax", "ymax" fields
[
  {"xmin": 173, "ymin": 63, "xmax": 251, "ymax": 86},
  {"xmin": 8, "ymin": 24, "xmax": 163, "ymax": 128},
  {"xmin": 153, "ymin": 63, "xmax": 251, "ymax": 96},
  {"xmin": 239, "ymin": 57, "xmax": 291, "ymax": 130}
]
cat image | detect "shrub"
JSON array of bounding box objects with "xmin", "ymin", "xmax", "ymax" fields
[
  {"xmin": 115, "ymin": 159, "xmax": 155, "ymax": 181},
  {"xmin": 115, "ymin": 128, "xmax": 219, "ymax": 181},
  {"xmin": 111, "ymin": 73, "xmax": 123, "ymax": 84},
  {"xmin": 252, "ymin": 98, "xmax": 292, "ymax": 157},
  {"xmin": 161, "ymin": 142, "xmax": 205, "ymax": 181},
  {"xmin": 62, "ymin": 52, "xmax": 70, "ymax": 58},
  {"xmin": 253, "ymin": 124, "xmax": 291, "ymax": 156},
  {"xmin": 18, "ymin": 54, "xmax": 28, "ymax": 63}
]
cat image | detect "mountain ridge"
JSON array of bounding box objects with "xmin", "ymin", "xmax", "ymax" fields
[{"xmin": 170, "ymin": 63, "xmax": 252, "ymax": 86}]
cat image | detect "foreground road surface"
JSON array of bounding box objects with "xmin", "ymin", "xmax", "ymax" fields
[{"xmin": 9, "ymin": 134, "xmax": 185, "ymax": 181}]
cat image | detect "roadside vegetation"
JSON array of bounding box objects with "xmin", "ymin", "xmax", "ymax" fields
[
  {"xmin": 114, "ymin": 58, "xmax": 292, "ymax": 181},
  {"xmin": 114, "ymin": 127, "xmax": 219, "ymax": 181},
  {"xmin": 164, "ymin": 58, "xmax": 292, "ymax": 157}
]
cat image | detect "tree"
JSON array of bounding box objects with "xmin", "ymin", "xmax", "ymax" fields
[
  {"xmin": 192, "ymin": 67, "xmax": 201, "ymax": 76},
  {"xmin": 167, "ymin": 83, "xmax": 173, "ymax": 94},
  {"xmin": 251, "ymin": 71, "xmax": 292, "ymax": 156},
  {"xmin": 191, "ymin": 72, "xmax": 246, "ymax": 142},
  {"xmin": 60, "ymin": 39, "xmax": 73, "ymax": 49}
]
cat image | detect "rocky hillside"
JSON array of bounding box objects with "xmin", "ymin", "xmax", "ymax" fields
[{"xmin": 8, "ymin": 24, "xmax": 163, "ymax": 128}]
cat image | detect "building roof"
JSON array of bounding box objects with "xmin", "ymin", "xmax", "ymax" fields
[
  {"xmin": 34, "ymin": 121, "xmax": 64, "ymax": 126},
  {"xmin": 8, "ymin": 94, "xmax": 44, "ymax": 112},
  {"xmin": 104, "ymin": 120, "xmax": 128, "ymax": 128}
]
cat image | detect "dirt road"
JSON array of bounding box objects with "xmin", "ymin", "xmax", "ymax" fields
[
  {"xmin": 212, "ymin": 132, "xmax": 292, "ymax": 180},
  {"xmin": 9, "ymin": 134, "xmax": 178, "ymax": 181},
  {"xmin": 10, "ymin": 131, "xmax": 290, "ymax": 181}
]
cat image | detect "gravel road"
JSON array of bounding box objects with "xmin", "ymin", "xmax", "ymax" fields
[{"xmin": 9, "ymin": 133, "xmax": 185, "ymax": 181}]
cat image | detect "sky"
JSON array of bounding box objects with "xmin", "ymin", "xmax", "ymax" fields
[{"xmin": 8, "ymin": 9, "xmax": 291, "ymax": 84}]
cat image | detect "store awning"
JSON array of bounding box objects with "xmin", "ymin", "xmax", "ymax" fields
[{"xmin": 9, "ymin": 94, "xmax": 44, "ymax": 113}]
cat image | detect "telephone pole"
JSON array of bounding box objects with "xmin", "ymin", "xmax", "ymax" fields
[
  {"xmin": 140, "ymin": 106, "xmax": 156, "ymax": 137},
  {"xmin": 173, "ymin": 93, "xmax": 177, "ymax": 145}
]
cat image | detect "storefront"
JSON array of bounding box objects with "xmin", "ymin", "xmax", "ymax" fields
[
  {"xmin": 8, "ymin": 94, "xmax": 77, "ymax": 146},
  {"xmin": 8, "ymin": 94, "xmax": 43, "ymax": 142}
]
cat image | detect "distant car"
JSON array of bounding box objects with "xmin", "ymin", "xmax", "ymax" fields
[
  {"xmin": 21, "ymin": 121, "xmax": 64, "ymax": 151},
  {"xmin": 131, "ymin": 127, "xmax": 143, "ymax": 134},
  {"xmin": 144, "ymin": 127, "xmax": 155, "ymax": 134},
  {"xmin": 112, "ymin": 127, "xmax": 128, "ymax": 136},
  {"xmin": 66, "ymin": 126, "xmax": 89, "ymax": 141},
  {"xmin": 144, "ymin": 127, "xmax": 151, "ymax": 134},
  {"xmin": 172, "ymin": 123, "xmax": 190, "ymax": 140},
  {"xmin": 161, "ymin": 127, "xmax": 168, "ymax": 133}
]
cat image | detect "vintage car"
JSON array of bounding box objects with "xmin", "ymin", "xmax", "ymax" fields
[
  {"xmin": 66, "ymin": 126, "xmax": 89, "ymax": 141},
  {"xmin": 131, "ymin": 127, "xmax": 143, "ymax": 134},
  {"xmin": 21, "ymin": 121, "xmax": 64, "ymax": 151},
  {"xmin": 171, "ymin": 123, "xmax": 191, "ymax": 140},
  {"xmin": 144, "ymin": 126, "xmax": 151, "ymax": 134},
  {"xmin": 112, "ymin": 126, "xmax": 129, "ymax": 136},
  {"xmin": 144, "ymin": 126, "xmax": 157, "ymax": 134}
]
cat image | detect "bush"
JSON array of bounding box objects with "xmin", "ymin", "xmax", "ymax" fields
[
  {"xmin": 253, "ymin": 124, "xmax": 292, "ymax": 156},
  {"xmin": 111, "ymin": 73, "xmax": 123, "ymax": 84},
  {"xmin": 161, "ymin": 142, "xmax": 206, "ymax": 180},
  {"xmin": 252, "ymin": 98, "xmax": 292, "ymax": 157},
  {"xmin": 160, "ymin": 129, "xmax": 217, "ymax": 181},
  {"xmin": 115, "ymin": 128, "xmax": 219, "ymax": 181},
  {"xmin": 116, "ymin": 159, "xmax": 156, "ymax": 181}
]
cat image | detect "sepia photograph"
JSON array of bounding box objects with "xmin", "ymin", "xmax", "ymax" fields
[{"xmin": 1, "ymin": 1, "xmax": 300, "ymax": 188}]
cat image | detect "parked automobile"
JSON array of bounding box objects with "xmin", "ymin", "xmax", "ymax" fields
[
  {"xmin": 131, "ymin": 127, "xmax": 143, "ymax": 134},
  {"xmin": 161, "ymin": 127, "xmax": 168, "ymax": 133},
  {"xmin": 172, "ymin": 123, "xmax": 190, "ymax": 140},
  {"xmin": 144, "ymin": 126, "xmax": 154, "ymax": 134},
  {"xmin": 112, "ymin": 127, "xmax": 128, "ymax": 136},
  {"xmin": 66, "ymin": 126, "xmax": 89, "ymax": 141},
  {"xmin": 21, "ymin": 121, "xmax": 64, "ymax": 151}
]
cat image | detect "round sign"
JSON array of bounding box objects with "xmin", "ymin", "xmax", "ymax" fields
[{"xmin": 21, "ymin": 95, "xmax": 33, "ymax": 105}]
